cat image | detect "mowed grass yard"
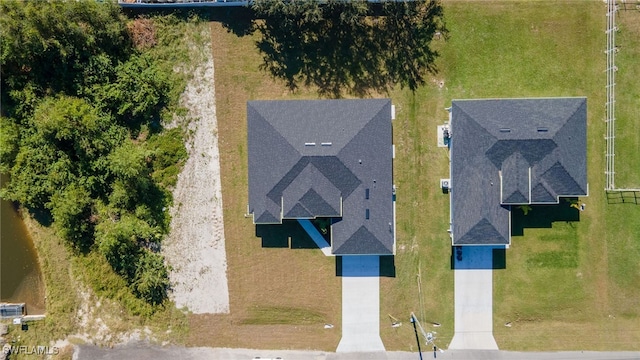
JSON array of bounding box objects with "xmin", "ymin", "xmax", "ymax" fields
[
  {"xmin": 202, "ymin": 1, "xmax": 640, "ymax": 352},
  {"xmin": 187, "ymin": 22, "xmax": 342, "ymax": 351}
]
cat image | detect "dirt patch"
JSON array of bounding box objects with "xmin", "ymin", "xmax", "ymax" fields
[
  {"xmin": 162, "ymin": 32, "xmax": 230, "ymax": 314},
  {"xmin": 177, "ymin": 22, "xmax": 341, "ymax": 351}
]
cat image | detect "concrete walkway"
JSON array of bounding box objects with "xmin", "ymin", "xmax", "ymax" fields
[
  {"xmin": 449, "ymin": 246, "xmax": 499, "ymax": 350},
  {"xmin": 336, "ymin": 256, "xmax": 385, "ymax": 352},
  {"xmin": 298, "ymin": 219, "xmax": 332, "ymax": 256}
]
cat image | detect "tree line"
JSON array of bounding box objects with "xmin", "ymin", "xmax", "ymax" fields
[{"xmin": 0, "ymin": 1, "xmax": 187, "ymax": 309}]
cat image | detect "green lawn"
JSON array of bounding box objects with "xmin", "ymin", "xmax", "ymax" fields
[
  {"xmin": 209, "ymin": 1, "xmax": 640, "ymax": 351},
  {"xmin": 382, "ymin": 1, "xmax": 640, "ymax": 351},
  {"xmin": 614, "ymin": 10, "xmax": 640, "ymax": 188}
]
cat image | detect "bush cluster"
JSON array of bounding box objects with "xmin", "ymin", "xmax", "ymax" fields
[{"xmin": 0, "ymin": 1, "xmax": 187, "ymax": 310}]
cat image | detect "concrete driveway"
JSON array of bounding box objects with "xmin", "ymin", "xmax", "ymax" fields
[
  {"xmin": 336, "ymin": 255, "xmax": 385, "ymax": 352},
  {"xmin": 449, "ymin": 246, "xmax": 499, "ymax": 350}
]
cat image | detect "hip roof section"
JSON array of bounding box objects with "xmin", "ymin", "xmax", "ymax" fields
[
  {"xmin": 451, "ymin": 98, "xmax": 588, "ymax": 246},
  {"xmin": 248, "ymin": 99, "xmax": 394, "ymax": 255}
]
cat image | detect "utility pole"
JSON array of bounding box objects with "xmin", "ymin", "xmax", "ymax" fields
[{"xmin": 410, "ymin": 313, "xmax": 423, "ymax": 360}]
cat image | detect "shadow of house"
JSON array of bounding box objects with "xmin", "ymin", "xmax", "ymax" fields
[
  {"xmin": 334, "ymin": 255, "xmax": 395, "ymax": 277},
  {"xmin": 450, "ymin": 246, "xmax": 506, "ymax": 270},
  {"xmin": 511, "ymin": 199, "xmax": 580, "ymax": 237},
  {"xmin": 255, "ymin": 219, "xmax": 326, "ymax": 249}
]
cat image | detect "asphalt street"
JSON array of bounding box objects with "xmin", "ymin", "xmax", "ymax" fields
[{"xmin": 75, "ymin": 344, "xmax": 640, "ymax": 360}]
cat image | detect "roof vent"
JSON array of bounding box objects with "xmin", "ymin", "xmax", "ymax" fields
[
  {"xmin": 304, "ymin": 142, "xmax": 316, "ymax": 146},
  {"xmin": 499, "ymin": 128, "xmax": 511, "ymax": 133},
  {"xmin": 321, "ymin": 142, "xmax": 332, "ymax": 146},
  {"xmin": 537, "ymin": 127, "xmax": 549, "ymax": 132}
]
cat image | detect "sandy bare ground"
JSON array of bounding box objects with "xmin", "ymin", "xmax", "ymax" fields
[{"xmin": 162, "ymin": 37, "xmax": 230, "ymax": 314}]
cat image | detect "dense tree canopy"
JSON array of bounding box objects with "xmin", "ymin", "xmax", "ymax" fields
[
  {"xmin": 0, "ymin": 1, "xmax": 186, "ymax": 309},
  {"xmin": 0, "ymin": 1, "xmax": 132, "ymax": 117}
]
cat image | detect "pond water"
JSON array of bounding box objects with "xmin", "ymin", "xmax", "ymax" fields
[{"xmin": 0, "ymin": 175, "xmax": 45, "ymax": 314}]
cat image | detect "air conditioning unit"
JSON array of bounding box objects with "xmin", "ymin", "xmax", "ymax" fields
[{"xmin": 440, "ymin": 178, "xmax": 451, "ymax": 190}]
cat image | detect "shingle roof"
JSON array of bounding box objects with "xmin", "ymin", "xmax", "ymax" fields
[
  {"xmin": 451, "ymin": 98, "xmax": 588, "ymax": 246},
  {"xmin": 248, "ymin": 99, "xmax": 394, "ymax": 255}
]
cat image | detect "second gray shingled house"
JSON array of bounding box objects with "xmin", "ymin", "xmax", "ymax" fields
[
  {"xmin": 247, "ymin": 99, "xmax": 396, "ymax": 255},
  {"xmin": 450, "ymin": 98, "xmax": 588, "ymax": 246}
]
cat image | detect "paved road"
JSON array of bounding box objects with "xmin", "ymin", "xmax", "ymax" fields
[
  {"xmin": 336, "ymin": 255, "xmax": 385, "ymax": 352},
  {"xmin": 76, "ymin": 344, "xmax": 640, "ymax": 360},
  {"xmin": 449, "ymin": 246, "xmax": 499, "ymax": 350}
]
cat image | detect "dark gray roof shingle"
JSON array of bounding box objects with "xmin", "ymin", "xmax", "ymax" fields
[
  {"xmin": 299, "ymin": 188, "xmax": 340, "ymax": 217},
  {"xmin": 541, "ymin": 162, "xmax": 586, "ymax": 196},
  {"xmin": 248, "ymin": 99, "xmax": 394, "ymax": 255},
  {"xmin": 451, "ymin": 98, "xmax": 588, "ymax": 246},
  {"xmin": 256, "ymin": 210, "xmax": 279, "ymax": 223},
  {"xmin": 531, "ymin": 183, "xmax": 556, "ymax": 203},
  {"xmin": 456, "ymin": 218, "xmax": 508, "ymax": 245},
  {"xmin": 333, "ymin": 226, "xmax": 391, "ymax": 254},
  {"xmin": 285, "ymin": 203, "xmax": 312, "ymax": 218}
]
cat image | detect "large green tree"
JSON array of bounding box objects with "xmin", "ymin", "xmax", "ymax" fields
[
  {"xmin": 0, "ymin": 2, "xmax": 185, "ymax": 309},
  {"xmin": 0, "ymin": 0, "xmax": 131, "ymax": 117},
  {"xmin": 90, "ymin": 54, "xmax": 171, "ymax": 131},
  {"xmin": 0, "ymin": 117, "xmax": 19, "ymax": 173},
  {"xmin": 1, "ymin": 96, "xmax": 120, "ymax": 209}
]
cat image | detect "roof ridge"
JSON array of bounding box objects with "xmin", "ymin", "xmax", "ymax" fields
[
  {"xmin": 248, "ymin": 102, "xmax": 302, "ymax": 159},
  {"xmin": 457, "ymin": 218, "xmax": 508, "ymax": 245},
  {"xmin": 553, "ymin": 99, "xmax": 587, "ymax": 140},
  {"xmin": 532, "ymin": 179, "xmax": 557, "ymax": 202},
  {"xmin": 453, "ymin": 102, "xmax": 497, "ymax": 141},
  {"xmin": 333, "ymin": 225, "xmax": 390, "ymax": 255},
  {"xmin": 503, "ymin": 189, "xmax": 528, "ymax": 204},
  {"xmin": 267, "ymin": 157, "xmax": 311, "ymax": 203},
  {"xmin": 336, "ymin": 99, "xmax": 390, "ymax": 158},
  {"xmin": 299, "ymin": 188, "xmax": 340, "ymax": 216},
  {"xmin": 542, "ymin": 161, "xmax": 587, "ymax": 195},
  {"xmin": 284, "ymin": 203, "xmax": 312, "ymax": 218},
  {"xmin": 310, "ymin": 156, "xmax": 362, "ymax": 198}
]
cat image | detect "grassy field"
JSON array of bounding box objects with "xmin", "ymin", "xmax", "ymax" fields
[
  {"xmin": 208, "ymin": 1, "xmax": 640, "ymax": 352},
  {"xmin": 185, "ymin": 22, "xmax": 342, "ymax": 351},
  {"xmin": 614, "ymin": 10, "xmax": 640, "ymax": 188},
  {"xmin": 437, "ymin": 1, "xmax": 640, "ymax": 350}
]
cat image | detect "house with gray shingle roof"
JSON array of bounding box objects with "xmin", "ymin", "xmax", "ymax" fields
[
  {"xmin": 248, "ymin": 99, "xmax": 395, "ymax": 255},
  {"xmin": 450, "ymin": 98, "xmax": 588, "ymax": 246}
]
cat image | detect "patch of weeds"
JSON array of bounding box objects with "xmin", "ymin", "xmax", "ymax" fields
[
  {"xmin": 527, "ymin": 251, "xmax": 579, "ymax": 269},
  {"xmin": 241, "ymin": 306, "xmax": 326, "ymax": 325},
  {"xmin": 147, "ymin": 128, "xmax": 188, "ymax": 189}
]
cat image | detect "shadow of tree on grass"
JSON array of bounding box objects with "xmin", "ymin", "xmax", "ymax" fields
[{"xmin": 253, "ymin": 0, "xmax": 447, "ymax": 98}]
